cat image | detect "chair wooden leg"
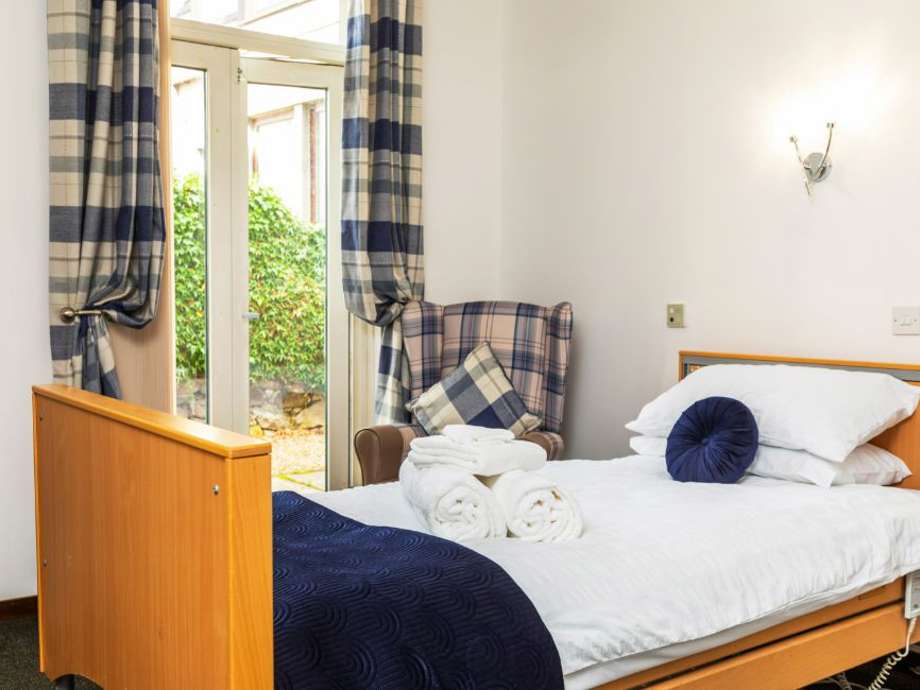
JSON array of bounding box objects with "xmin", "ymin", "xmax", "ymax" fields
[{"xmin": 54, "ymin": 674, "xmax": 75, "ymax": 690}]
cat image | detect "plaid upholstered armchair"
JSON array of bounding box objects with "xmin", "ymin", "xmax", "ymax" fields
[{"xmin": 354, "ymin": 300, "xmax": 573, "ymax": 485}]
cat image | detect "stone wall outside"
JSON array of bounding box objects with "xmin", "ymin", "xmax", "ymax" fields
[{"xmin": 175, "ymin": 378, "xmax": 325, "ymax": 435}]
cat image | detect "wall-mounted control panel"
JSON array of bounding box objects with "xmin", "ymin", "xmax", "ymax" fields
[
  {"xmin": 906, "ymin": 569, "xmax": 920, "ymax": 619},
  {"xmin": 667, "ymin": 303, "xmax": 685, "ymax": 328},
  {"xmin": 892, "ymin": 306, "xmax": 920, "ymax": 335}
]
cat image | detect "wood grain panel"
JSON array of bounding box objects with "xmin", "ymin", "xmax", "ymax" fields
[
  {"xmin": 33, "ymin": 385, "xmax": 272, "ymax": 689},
  {"xmin": 601, "ymin": 580, "xmax": 903, "ymax": 689},
  {"xmin": 229, "ymin": 455, "xmax": 274, "ymax": 689},
  {"xmin": 644, "ymin": 603, "xmax": 919, "ymax": 690},
  {"xmin": 35, "ymin": 397, "xmax": 229, "ymax": 687},
  {"xmin": 34, "ymin": 384, "xmax": 268, "ymax": 458}
]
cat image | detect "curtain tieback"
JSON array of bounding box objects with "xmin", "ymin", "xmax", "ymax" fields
[{"xmin": 59, "ymin": 307, "xmax": 106, "ymax": 324}]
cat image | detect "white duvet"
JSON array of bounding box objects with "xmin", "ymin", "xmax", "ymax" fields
[{"xmin": 305, "ymin": 456, "xmax": 920, "ymax": 688}]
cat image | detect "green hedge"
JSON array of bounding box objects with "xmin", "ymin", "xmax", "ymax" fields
[{"xmin": 173, "ymin": 174, "xmax": 326, "ymax": 391}]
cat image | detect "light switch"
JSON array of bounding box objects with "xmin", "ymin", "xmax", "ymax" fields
[
  {"xmin": 892, "ymin": 306, "xmax": 920, "ymax": 335},
  {"xmin": 667, "ymin": 303, "xmax": 685, "ymax": 328}
]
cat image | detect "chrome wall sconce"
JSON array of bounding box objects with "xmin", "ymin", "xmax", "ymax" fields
[{"xmin": 789, "ymin": 122, "xmax": 835, "ymax": 196}]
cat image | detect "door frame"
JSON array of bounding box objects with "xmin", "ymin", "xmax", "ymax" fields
[
  {"xmin": 170, "ymin": 40, "xmax": 242, "ymax": 429},
  {"xmin": 170, "ymin": 37, "xmax": 349, "ymax": 490},
  {"xmin": 239, "ymin": 57, "xmax": 348, "ymax": 490}
]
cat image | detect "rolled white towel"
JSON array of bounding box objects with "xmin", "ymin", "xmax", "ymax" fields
[
  {"xmin": 484, "ymin": 470, "xmax": 583, "ymax": 543},
  {"xmin": 399, "ymin": 460, "xmax": 506, "ymax": 541},
  {"xmin": 442, "ymin": 424, "xmax": 516, "ymax": 445},
  {"xmin": 408, "ymin": 435, "xmax": 546, "ymax": 476}
]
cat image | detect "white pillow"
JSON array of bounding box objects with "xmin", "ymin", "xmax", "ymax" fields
[
  {"xmin": 627, "ymin": 435, "xmax": 911, "ymax": 487},
  {"xmin": 625, "ymin": 364, "xmax": 920, "ymax": 462},
  {"xmin": 750, "ymin": 444, "xmax": 911, "ymax": 487},
  {"xmin": 629, "ymin": 435, "xmax": 667, "ymax": 456}
]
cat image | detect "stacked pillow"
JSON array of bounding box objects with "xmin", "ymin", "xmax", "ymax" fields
[
  {"xmin": 630, "ymin": 435, "xmax": 911, "ymax": 487},
  {"xmin": 626, "ymin": 364, "xmax": 920, "ymax": 487}
]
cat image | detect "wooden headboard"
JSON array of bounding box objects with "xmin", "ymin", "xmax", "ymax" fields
[{"xmin": 678, "ymin": 352, "xmax": 920, "ymax": 491}]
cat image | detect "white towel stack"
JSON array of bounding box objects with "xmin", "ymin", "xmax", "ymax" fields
[
  {"xmin": 398, "ymin": 460, "xmax": 506, "ymax": 541},
  {"xmin": 408, "ymin": 432, "xmax": 547, "ymax": 475},
  {"xmin": 399, "ymin": 424, "xmax": 583, "ymax": 543},
  {"xmin": 484, "ymin": 470, "xmax": 583, "ymax": 543}
]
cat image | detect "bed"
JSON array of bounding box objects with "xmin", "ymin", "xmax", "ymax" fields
[{"xmin": 31, "ymin": 352, "xmax": 920, "ymax": 689}]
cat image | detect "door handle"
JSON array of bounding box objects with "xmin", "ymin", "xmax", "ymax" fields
[{"xmin": 243, "ymin": 311, "xmax": 260, "ymax": 321}]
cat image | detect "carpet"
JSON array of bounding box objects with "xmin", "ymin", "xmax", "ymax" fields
[
  {"xmin": 0, "ymin": 614, "xmax": 917, "ymax": 689},
  {"xmin": 0, "ymin": 616, "xmax": 98, "ymax": 690}
]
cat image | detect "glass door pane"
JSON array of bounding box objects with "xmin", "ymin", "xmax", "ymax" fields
[
  {"xmin": 245, "ymin": 81, "xmax": 329, "ymax": 492},
  {"xmin": 171, "ymin": 65, "xmax": 209, "ymax": 422}
]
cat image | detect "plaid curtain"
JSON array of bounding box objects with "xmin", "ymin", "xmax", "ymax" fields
[
  {"xmin": 47, "ymin": 0, "xmax": 166, "ymax": 397},
  {"xmin": 342, "ymin": 0, "xmax": 424, "ymax": 423}
]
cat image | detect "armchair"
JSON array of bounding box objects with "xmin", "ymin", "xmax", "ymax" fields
[{"xmin": 354, "ymin": 300, "xmax": 573, "ymax": 485}]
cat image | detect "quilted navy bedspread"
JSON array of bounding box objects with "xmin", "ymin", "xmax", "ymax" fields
[{"xmin": 272, "ymin": 491, "xmax": 564, "ymax": 690}]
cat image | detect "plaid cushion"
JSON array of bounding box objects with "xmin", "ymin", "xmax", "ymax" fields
[
  {"xmin": 402, "ymin": 300, "xmax": 573, "ymax": 433},
  {"xmin": 405, "ymin": 343, "xmax": 542, "ymax": 436}
]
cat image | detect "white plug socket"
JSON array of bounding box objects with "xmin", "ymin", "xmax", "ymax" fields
[{"xmin": 892, "ymin": 306, "xmax": 920, "ymax": 335}]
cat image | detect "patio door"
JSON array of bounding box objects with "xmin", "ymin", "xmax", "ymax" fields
[{"xmin": 170, "ymin": 40, "xmax": 348, "ymax": 490}]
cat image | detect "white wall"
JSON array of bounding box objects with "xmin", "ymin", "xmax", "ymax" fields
[
  {"xmin": 499, "ymin": 0, "xmax": 920, "ymax": 459},
  {"xmin": 422, "ymin": 0, "xmax": 504, "ymax": 303},
  {"xmin": 0, "ymin": 1, "xmax": 51, "ymax": 599}
]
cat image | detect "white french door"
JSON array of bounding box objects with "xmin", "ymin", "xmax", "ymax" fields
[{"xmin": 170, "ymin": 39, "xmax": 348, "ymax": 490}]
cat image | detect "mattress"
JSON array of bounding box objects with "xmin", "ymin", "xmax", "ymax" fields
[{"xmin": 302, "ymin": 455, "xmax": 920, "ymax": 689}]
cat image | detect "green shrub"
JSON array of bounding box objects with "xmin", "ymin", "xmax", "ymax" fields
[
  {"xmin": 173, "ymin": 174, "xmax": 207, "ymax": 382},
  {"xmin": 173, "ymin": 174, "xmax": 326, "ymax": 391}
]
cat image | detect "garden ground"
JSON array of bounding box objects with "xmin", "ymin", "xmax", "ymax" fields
[{"xmin": 269, "ymin": 428, "xmax": 326, "ymax": 492}]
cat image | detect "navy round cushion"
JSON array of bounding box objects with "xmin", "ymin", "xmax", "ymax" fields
[{"xmin": 666, "ymin": 396, "xmax": 759, "ymax": 484}]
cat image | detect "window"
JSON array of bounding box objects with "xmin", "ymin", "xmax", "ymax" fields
[{"xmin": 171, "ymin": 0, "xmax": 345, "ymax": 45}]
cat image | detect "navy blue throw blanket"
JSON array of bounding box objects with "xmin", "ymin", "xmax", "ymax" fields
[{"xmin": 273, "ymin": 491, "xmax": 564, "ymax": 690}]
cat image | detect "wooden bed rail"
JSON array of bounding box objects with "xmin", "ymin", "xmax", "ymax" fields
[{"xmin": 32, "ymin": 385, "xmax": 273, "ymax": 689}]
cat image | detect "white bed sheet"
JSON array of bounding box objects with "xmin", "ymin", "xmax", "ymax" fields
[{"xmin": 297, "ymin": 456, "xmax": 920, "ymax": 689}]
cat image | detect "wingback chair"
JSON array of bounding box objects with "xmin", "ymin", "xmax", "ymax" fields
[{"xmin": 354, "ymin": 300, "xmax": 573, "ymax": 485}]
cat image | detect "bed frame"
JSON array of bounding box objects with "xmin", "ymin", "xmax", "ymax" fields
[{"xmin": 31, "ymin": 351, "xmax": 920, "ymax": 689}]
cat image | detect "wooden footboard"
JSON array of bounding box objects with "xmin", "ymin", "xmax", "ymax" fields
[{"xmin": 32, "ymin": 385, "xmax": 273, "ymax": 689}]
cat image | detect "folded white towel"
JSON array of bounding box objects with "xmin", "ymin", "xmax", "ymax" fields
[
  {"xmin": 442, "ymin": 424, "xmax": 516, "ymax": 445},
  {"xmin": 408, "ymin": 436, "xmax": 546, "ymax": 476},
  {"xmin": 399, "ymin": 460, "xmax": 506, "ymax": 541},
  {"xmin": 484, "ymin": 470, "xmax": 583, "ymax": 543}
]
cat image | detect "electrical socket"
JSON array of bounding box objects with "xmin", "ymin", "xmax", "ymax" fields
[
  {"xmin": 892, "ymin": 306, "xmax": 920, "ymax": 335},
  {"xmin": 906, "ymin": 570, "xmax": 920, "ymax": 619}
]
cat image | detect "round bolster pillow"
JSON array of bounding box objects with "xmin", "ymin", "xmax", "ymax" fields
[{"xmin": 666, "ymin": 396, "xmax": 758, "ymax": 484}]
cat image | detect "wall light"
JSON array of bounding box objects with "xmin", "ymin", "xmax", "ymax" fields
[{"xmin": 789, "ymin": 122, "xmax": 835, "ymax": 196}]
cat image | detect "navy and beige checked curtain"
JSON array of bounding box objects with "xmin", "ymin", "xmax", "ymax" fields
[
  {"xmin": 342, "ymin": 0, "xmax": 424, "ymax": 423},
  {"xmin": 47, "ymin": 0, "xmax": 166, "ymax": 397}
]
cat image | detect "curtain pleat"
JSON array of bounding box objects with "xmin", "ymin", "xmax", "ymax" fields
[
  {"xmin": 47, "ymin": 0, "xmax": 167, "ymax": 396},
  {"xmin": 341, "ymin": 0, "xmax": 424, "ymax": 423}
]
